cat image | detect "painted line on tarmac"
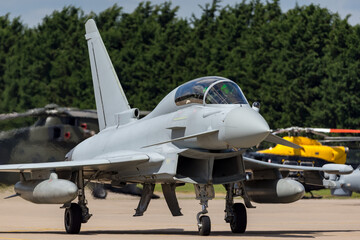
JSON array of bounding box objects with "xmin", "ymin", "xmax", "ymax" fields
[
  {"xmin": 0, "ymin": 230, "xmax": 61, "ymax": 233},
  {"xmin": 0, "ymin": 237, "xmax": 36, "ymax": 240}
]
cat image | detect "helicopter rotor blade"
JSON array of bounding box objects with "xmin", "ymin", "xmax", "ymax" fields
[
  {"xmin": 319, "ymin": 136, "xmax": 360, "ymax": 143},
  {"xmin": 1, "ymin": 104, "xmax": 145, "ymax": 122},
  {"xmin": 0, "ymin": 104, "xmax": 89, "ymax": 122},
  {"xmin": 273, "ymin": 127, "xmax": 360, "ymax": 135},
  {"xmin": 0, "ymin": 107, "xmax": 47, "ymax": 121},
  {"xmin": 309, "ymin": 130, "xmax": 328, "ymax": 138},
  {"xmin": 272, "ymin": 127, "xmax": 310, "ymax": 135},
  {"xmin": 310, "ymin": 128, "xmax": 360, "ymax": 134}
]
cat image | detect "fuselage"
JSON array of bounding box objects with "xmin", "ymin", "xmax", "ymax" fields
[
  {"xmin": 70, "ymin": 77, "xmax": 270, "ymax": 183},
  {"xmin": 72, "ymin": 105, "xmax": 268, "ymax": 156},
  {"xmin": 68, "ymin": 77, "xmax": 270, "ymax": 184}
]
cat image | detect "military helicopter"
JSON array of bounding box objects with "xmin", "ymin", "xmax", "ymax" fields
[
  {"xmin": 245, "ymin": 126, "xmax": 360, "ymax": 196},
  {"xmin": 0, "ymin": 104, "xmax": 155, "ymax": 199},
  {"xmin": 0, "ymin": 103, "xmax": 98, "ymax": 183}
]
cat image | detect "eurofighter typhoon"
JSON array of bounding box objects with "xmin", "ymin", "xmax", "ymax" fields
[{"xmin": 0, "ymin": 20, "xmax": 352, "ymax": 236}]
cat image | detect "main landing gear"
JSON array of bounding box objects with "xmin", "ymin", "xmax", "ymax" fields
[
  {"xmin": 64, "ymin": 203, "xmax": 82, "ymax": 234},
  {"xmin": 229, "ymin": 203, "xmax": 247, "ymax": 233},
  {"xmin": 64, "ymin": 170, "xmax": 92, "ymax": 234},
  {"xmin": 193, "ymin": 183, "xmax": 251, "ymax": 235},
  {"xmin": 224, "ymin": 183, "xmax": 252, "ymax": 233}
]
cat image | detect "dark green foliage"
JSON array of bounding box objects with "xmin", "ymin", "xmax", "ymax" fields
[{"xmin": 0, "ymin": 0, "xmax": 359, "ymax": 129}]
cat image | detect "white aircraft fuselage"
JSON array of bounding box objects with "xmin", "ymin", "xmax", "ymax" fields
[{"xmin": 71, "ymin": 78, "xmax": 270, "ymax": 184}]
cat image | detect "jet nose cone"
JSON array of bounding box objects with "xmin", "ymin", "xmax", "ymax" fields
[{"xmin": 219, "ymin": 107, "xmax": 270, "ymax": 148}]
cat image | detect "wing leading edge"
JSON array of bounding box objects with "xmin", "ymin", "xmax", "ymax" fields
[
  {"xmin": 243, "ymin": 156, "xmax": 353, "ymax": 174},
  {"xmin": 0, "ymin": 151, "xmax": 165, "ymax": 172}
]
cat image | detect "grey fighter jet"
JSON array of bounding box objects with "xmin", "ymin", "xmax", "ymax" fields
[
  {"xmin": 324, "ymin": 166, "xmax": 360, "ymax": 196},
  {"xmin": 0, "ymin": 19, "xmax": 353, "ymax": 236}
]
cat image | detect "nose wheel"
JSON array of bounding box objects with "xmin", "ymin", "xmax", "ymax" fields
[
  {"xmin": 196, "ymin": 202, "xmax": 211, "ymax": 236},
  {"xmin": 198, "ymin": 215, "xmax": 211, "ymax": 236}
]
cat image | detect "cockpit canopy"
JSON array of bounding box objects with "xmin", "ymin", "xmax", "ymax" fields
[{"xmin": 175, "ymin": 77, "xmax": 248, "ymax": 106}]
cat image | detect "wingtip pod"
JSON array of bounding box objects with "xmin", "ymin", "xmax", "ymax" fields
[{"xmin": 322, "ymin": 164, "xmax": 353, "ymax": 174}]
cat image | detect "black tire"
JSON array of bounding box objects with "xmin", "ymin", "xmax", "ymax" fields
[
  {"xmin": 64, "ymin": 203, "xmax": 82, "ymax": 234},
  {"xmin": 92, "ymin": 186, "xmax": 108, "ymax": 199},
  {"xmin": 198, "ymin": 215, "xmax": 211, "ymax": 236},
  {"xmin": 230, "ymin": 203, "xmax": 247, "ymax": 233}
]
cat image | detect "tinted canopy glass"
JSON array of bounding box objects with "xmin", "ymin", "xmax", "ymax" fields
[
  {"xmin": 205, "ymin": 82, "xmax": 247, "ymax": 104},
  {"xmin": 175, "ymin": 77, "xmax": 247, "ymax": 106},
  {"xmin": 175, "ymin": 78, "xmax": 218, "ymax": 106}
]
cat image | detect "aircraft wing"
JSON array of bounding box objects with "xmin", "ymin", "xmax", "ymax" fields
[
  {"xmin": 243, "ymin": 157, "xmax": 353, "ymax": 174},
  {"xmin": 244, "ymin": 156, "xmax": 353, "ymax": 188},
  {"xmin": 0, "ymin": 151, "xmax": 164, "ymax": 172}
]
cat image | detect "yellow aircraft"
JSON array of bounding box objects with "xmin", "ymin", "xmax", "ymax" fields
[
  {"xmin": 245, "ymin": 127, "xmax": 360, "ymax": 197},
  {"xmin": 258, "ymin": 136, "xmax": 347, "ymax": 166},
  {"xmin": 247, "ymin": 127, "xmax": 360, "ymax": 167}
]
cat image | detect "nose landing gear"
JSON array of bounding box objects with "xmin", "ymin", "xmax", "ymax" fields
[{"xmin": 194, "ymin": 184, "xmax": 214, "ymax": 236}]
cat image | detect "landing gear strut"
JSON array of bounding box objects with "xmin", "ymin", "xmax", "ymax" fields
[
  {"xmin": 64, "ymin": 170, "xmax": 92, "ymax": 234},
  {"xmin": 194, "ymin": 184, "xmax": 214, "ymax": 236},
  {"xmin": 224, "ymin": 183, "xmax": 250, "ymax": 233}
]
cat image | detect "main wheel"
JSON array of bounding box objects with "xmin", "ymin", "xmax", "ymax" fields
[
  {"xmin": 198, "ymin": 215, "xmax": 211, "ymax": 236},
  {"xmin": 230, "ymin": 203, "xmax": 247, "ymax": 233},
  {"xmin": 92, "ymin": 185, "xmax": 108, "ymax": 199},
  {"xmin": 64, "ymin": 203, "xmax": 82, "ymax": 234}
]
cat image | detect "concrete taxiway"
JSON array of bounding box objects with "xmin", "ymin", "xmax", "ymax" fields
[{"xmin": 0, "ymin": 189, "xmax": 359, "ymax": 240}]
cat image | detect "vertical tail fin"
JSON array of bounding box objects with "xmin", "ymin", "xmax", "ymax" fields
[{"xmin": 85, "ymin": 19, "xmax": 130, "ymax": 131}]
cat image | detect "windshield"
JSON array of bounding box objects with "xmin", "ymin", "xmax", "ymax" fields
[
  {"xmin": 174, "ymin": 77, "xmax": 248, "ymax": 106},
  {"xmin": 175, "ymin": 78, "xmax": 218, "ymax": 106},
  {"xmin": 205, "ymin": 82, "xmax": 247, "ymax": 104}
]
